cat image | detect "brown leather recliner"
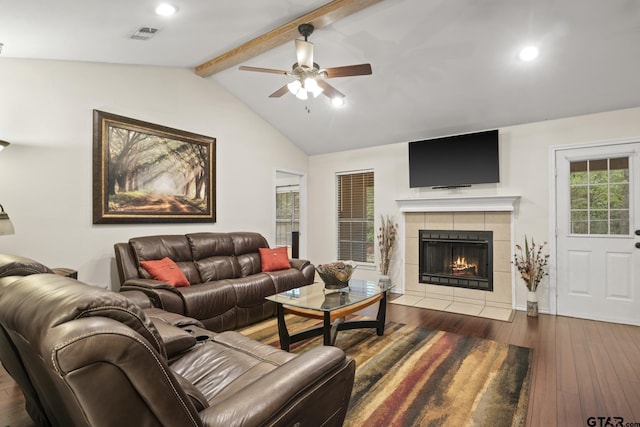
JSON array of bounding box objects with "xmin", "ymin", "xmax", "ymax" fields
[
  {"xmin": 115, "ymin": 232, "xmax": 315, "ymax": 331},
  {"xmin": 0, "ymin": 273, "xmax": 355, "ymax": 427}
]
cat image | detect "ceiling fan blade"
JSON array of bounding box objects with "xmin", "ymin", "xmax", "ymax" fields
[
  {"xmin": 269, "ymin": 85, "xmax": 290, "ymax": 98},
  {"xmin": 324, "ymin": 64, "xmax": 372, "ymax": 78},
  {"xmin": 295, "ymin": 39, "xmax": 314, "ymax": 69},
  {"xmin": 316, "ymin": 80, "xmax": 345, "ymax": 99},
  {"xmin": 239, "ymin": 66, "xmax": 289, "ymax": 75}
]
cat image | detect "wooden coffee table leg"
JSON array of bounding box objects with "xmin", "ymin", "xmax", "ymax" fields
[{"xmin": 277, "ymin": 303, "xmax": 291, "ymax": 351}]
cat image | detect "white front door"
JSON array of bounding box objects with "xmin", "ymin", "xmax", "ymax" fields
[{"xmin": 555, "ymin": 141, "xmax": 640, "ymax": 325}]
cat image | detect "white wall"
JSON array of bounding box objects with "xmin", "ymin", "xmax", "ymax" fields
[
  {"xmin": 308, "ymin": 107, "xmax": 640, "ymax": 312},
  {"xmin": 0, "ymin": 58, "xmax": 308, "ymax": 288}
]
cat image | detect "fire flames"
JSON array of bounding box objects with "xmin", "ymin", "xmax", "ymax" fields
[{"xmin": 451, "ymin": 257, "xmax": 478, "ymax": 275}]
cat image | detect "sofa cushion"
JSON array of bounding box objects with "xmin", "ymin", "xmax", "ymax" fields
[
  {"xmin": 170, "ymin": 331, "xmax": 296, "ymax": 403},
  {"xmin": 229, "ymin": 274, "xmax": 277, "ymax": 307},
  {"xmin": 187, "ymin": 232, "xmax": 242, "ymax": 281},
  {"xmin": 259, "ymin": 247, "xmax": 291, "ymax": 272},
  {"xmin": 187, "ymin": 232, "xmax": 235, "ymax": 259},
  {"xmin": 178, "ymin": 280, "xmax": 237, "ymax": 321},
  {"xmin": 230, "ymin": 232, "xmax": 269, "ymax": 277},
  {"xmin": 231, "ymin": 232, "xmax": 269, "ymax": 256},
  {"xmin": 129, "ymin": 235, "xmax": 202, "ymax": 285},
  {"xmin": 237, "ymin": 253, "xmax": 262, "ymax": 277},
  {"xmin": 196, "ymin": 256, "xmax": 242, "ymax": 282},
  {"xmin": 140, "ymin": 258, "xmax": 190, "ymax": 287}
]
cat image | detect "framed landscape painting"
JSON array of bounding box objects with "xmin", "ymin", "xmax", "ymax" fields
[{"xmin": 93, "ymin": 110, "xmax": 216, "ymax": 224}]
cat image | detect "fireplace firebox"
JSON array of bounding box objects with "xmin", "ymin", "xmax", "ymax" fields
[{"xmin": 419, "ymin": 230, "xmax": 493, "ymax": 291}]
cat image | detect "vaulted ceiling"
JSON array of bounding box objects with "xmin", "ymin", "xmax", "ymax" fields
[{"xmin": 2, "ymin": 0, "xmax": 639, "ymax": 154}]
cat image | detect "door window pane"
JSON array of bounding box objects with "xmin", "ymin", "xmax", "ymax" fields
[
  {"xmin": 570, "ymin": 186, "xmax": 588, "ymax": 209},
  {"xmin": 610, "ymin": 210, "xmax": 630, "ymax": 235},
  {"xmin": 569, "ymin": 157, "xmax": 630, "ymax": 236},
  {"xmin": 589, "ymin": 159, "xmax": 609, "ymax": 184},
  {"xmin": 570, "ymin": 161, "xmax": 588, "ymax": 184},
  {"xmin": 609, "ymin": 183, "xmax": 629, "ymax": 209}
]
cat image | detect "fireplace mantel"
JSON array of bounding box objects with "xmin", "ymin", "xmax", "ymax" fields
[{"xmin": 396, "ymin": 195, "xmax": 520, "ymax": 212}]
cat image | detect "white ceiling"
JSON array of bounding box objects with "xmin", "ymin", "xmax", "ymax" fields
[{"xmin": 2, "ymin": 0, "xmax": 639, "ymax": 155}]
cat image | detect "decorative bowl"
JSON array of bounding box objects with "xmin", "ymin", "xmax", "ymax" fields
[{"xmin": 316, "ymin": 261, "xmax": 357, "ymax": 289}]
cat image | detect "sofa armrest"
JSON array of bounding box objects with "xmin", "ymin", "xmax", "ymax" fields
[
  {"xmin": 121, "ymin": 279, "xmax": 186, "ymax": 315},
  {"xmin": 289, "ymin": 259, "xmax": 315, "ymax": 285},
  {"xmin": 152, "ymin": 321, "xmax": 197, "ymax": 358},
  {"xmin": 144, "ymin": 307, "xmax": 204, "ymax": 328},
  {"xmin": 199, "ymin": 346, "xmax": 355, "ymax": 427},
  {"xmin": 289, "ymin": 258, "xmax": 309, "ymax": 271},
  {"xmin": 123, "ymin": 278, "xmax": 177, "ymax": 291}
]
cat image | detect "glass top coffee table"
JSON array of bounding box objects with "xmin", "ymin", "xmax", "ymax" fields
[{"xmin": 265, "ymin": 279, "xmax": 394, "ymax": 351}]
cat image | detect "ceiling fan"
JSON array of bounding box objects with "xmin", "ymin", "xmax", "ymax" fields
[{"xmin": 239, "ymin": 23, "xmax": 372, "ymax": 106}]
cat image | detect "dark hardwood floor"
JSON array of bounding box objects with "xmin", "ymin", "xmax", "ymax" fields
[{"xmin": 2, "ymin": 300, "xmax": 640, "ymax": 426}]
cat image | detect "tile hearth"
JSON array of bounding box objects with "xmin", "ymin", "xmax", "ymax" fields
[{"xmin": 390, "ymin": 294, "xmax": 514, "ymax": 321}]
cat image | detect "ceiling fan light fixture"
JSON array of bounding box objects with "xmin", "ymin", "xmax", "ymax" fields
[
  {"xmin": 287, "ymin": 79, "xmax": 302, "ymax": 95},
  {"xmin": 310, "ymin": 85, "xmax": 323, "ymax": 98},
  {"xmin": 303, "ymin": 77, "xmax": 318, "ymax": 91},
  {"xmin": 295, "ymin": 89, "xmax": 308, "ymax": 100},
  {"xmin": 303, "ymin": 78, "xmax": 323, "ymax": 97}
]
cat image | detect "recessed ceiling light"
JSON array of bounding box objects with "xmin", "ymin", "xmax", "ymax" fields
[
  {"xmin": 519, "ymin": 46, "xmax": 539, "ymax": 61},
  {"xmin": 331, "ymin": 97, "xmax": 345, "ymax": 107},
  {"xmin": 156, "ymin": 3, "xmax": 177, "ymax": 16}
]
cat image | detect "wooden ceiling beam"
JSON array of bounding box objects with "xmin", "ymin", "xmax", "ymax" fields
[{"xmin": 194, "ymin": 0, "xmax": 384, "ymax": 78}]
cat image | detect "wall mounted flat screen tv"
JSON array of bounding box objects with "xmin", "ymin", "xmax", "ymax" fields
[{"xmin": 408, "ymin": 129, "xmax": 499, "ymax": 188}]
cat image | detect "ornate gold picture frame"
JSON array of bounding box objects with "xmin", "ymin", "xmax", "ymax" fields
[{"xmin": 92, "ymin": 110, "xmax": 216, "ymax": 224}]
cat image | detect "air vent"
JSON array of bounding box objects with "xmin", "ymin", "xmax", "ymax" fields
[{"xmin": 130, "ymin": 27, "xmax": 158, "ymax": 41}]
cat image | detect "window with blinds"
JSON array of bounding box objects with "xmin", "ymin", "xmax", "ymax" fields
[{"xmin": 337, "ymin": 171, "xmax": 374, "ymax": 263}]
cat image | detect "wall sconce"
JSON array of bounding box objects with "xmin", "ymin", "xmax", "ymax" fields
[{"xmin": 0, "ymin": 204, "xmax": 14, "ymax": 235}]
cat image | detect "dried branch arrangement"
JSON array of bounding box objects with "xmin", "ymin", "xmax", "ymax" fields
[
  {"xmin": 513, "ymin": 235, "xmax": 549, "ymax": 292},
  {"xmin": 377, "ymin": 215, "xmax": 397, "ymax": 276}
]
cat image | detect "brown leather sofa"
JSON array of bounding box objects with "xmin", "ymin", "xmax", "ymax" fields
[
  {"xmin": 115, "ymin": 232, "xmax": 315, "ymax": 331},
  {"xmin": 0, "ymin": 259, "xmax": 355, "ymax": 427}
]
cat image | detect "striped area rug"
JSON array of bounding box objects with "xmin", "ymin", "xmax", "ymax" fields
[{"xmin": 241, "ymin": 316, "xmax": 532, "ymax": 427}]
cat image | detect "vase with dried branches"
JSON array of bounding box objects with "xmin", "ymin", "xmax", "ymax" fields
[
  {"xmin": 377, "ymin": 215, "xmax": 398, "ymax": 284},
  {"xmin": 513, "ymin": 235, "xmax": 549, "ymax": 317}
]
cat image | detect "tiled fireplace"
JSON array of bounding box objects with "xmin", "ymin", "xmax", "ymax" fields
[{"xmin": 396, "ymin": 196, "xmax": 519, "ymax": 319}]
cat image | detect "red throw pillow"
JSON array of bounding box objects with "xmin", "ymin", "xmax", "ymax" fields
[
  {"xmin": 140, "ymin": 257, "xmax": 190, "ymax": 287},
  {"xmin": 259, "ymin": 247, "xmax": 292, "ymax": 272}
]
